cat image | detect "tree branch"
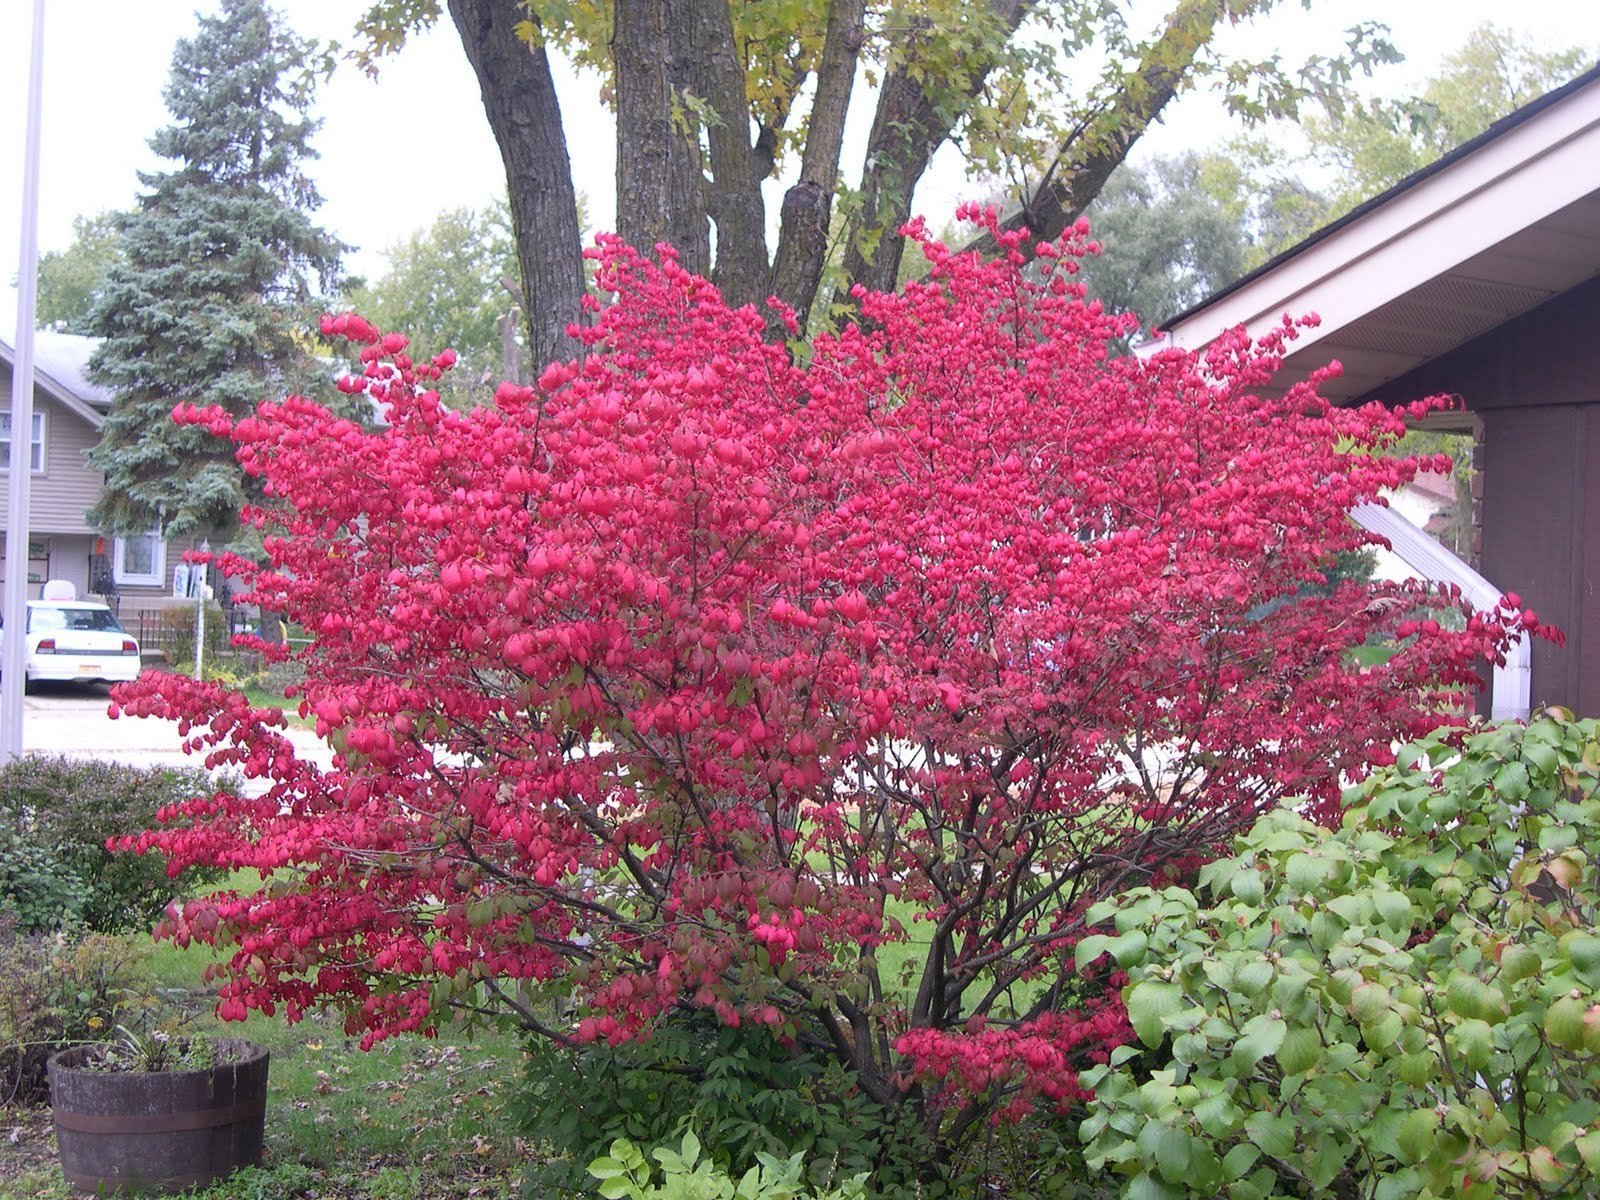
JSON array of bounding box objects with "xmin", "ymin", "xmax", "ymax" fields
[
  {"xmin": 962, "ymin": 0, "xmax": 1226, "ymax": 261},
  {"xmin": 840, "ymin": 0, "xmax": 1031, "ymax": 299}
]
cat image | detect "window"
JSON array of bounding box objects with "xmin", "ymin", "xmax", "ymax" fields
[
  {"xmin": 113, "ymin": 532, "xmax": 166, "ymax": 586},
  {"xmin": 0, "ymin": 409, "xmax": 46, "ymax": 474},
  {"xmin": 27, "ymin": 605, "xmax": 125, "ymax": 634}
]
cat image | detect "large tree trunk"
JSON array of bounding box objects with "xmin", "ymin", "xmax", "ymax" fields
[
  {"xmin": 688, "ymin": 0, "xmax": 769, "ymax": 310},
  {"xmin": 613, "ymin": 0, "xmax": 710, "ymax": 276},
  {"xmin": 768, "ymin": 0, "xmax": 866, "ymax": 334},
  {"xmin": 448, "ymin": 0, "xmax": 587, "ymax": 366},
  {"xmin": 839, "ymin": 0, "xmax": 1030, "ymax": 299}
]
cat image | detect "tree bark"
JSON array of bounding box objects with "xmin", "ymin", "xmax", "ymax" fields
[
  {"xmin": 687, "ymin": 0, "xmax": 769, "ymax": 310},
  {"xmin": 448, "ymin": 0, "xmax": 587, "ymax": 367},
  {"xmin": 613, "ymin": 0, "xmax": 710, "ymax": 275},
  {"xmin": 768, "ymin": 0, "xmax": 866, "ymax": 333},
  {"xmin": 839, "ymin": 0, "xmax": 1030, "ymax": 299}
]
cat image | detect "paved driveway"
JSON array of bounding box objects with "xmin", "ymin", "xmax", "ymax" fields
[{"xmin": 7, "ymin": 681, "xmax": 333, "ymax": 778}]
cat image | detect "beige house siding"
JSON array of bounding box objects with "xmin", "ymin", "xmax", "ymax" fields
[
  {"xmin": 0, "ymin": 360, "xmax": 105, "ymax": 601},
  {"xmin": 1, "ymin": 358, "xmax": 235, "ymax": 616},
  {"xmin": 0, "ymin": 367, "xmax": 101, "ymax": 536}
]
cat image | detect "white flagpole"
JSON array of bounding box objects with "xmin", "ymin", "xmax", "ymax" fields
[{"xmin": 2, "ymin": 0, "xmax": 48, "ymax": 764}]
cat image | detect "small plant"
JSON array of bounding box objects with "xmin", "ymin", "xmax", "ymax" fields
[
  {"xmin": 1078, "ymin": 711, "xmax": 1600, "ymax": 1200},
  {"xmin": 83, "ymin": 1025, "xmax": 218, "ymax": 1074},
  {"xmin": 0, "ymin": 918, "xmax": 153, "ymax": 1103},
  {"xmin": 588, "ymin": 1130, "xmax": 869, "ymax": 1200},
  {"xmin": 518, "ymin": 1008, "xmax": 922, "ymax": 1197}
]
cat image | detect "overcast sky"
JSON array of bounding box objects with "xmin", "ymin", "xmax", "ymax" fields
[{"xmin": 2, "ymin": 0, "xmax": 1597, "ymax": 295}]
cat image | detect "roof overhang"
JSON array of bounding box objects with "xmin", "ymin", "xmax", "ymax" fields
[
  {"xmin": 0, "ymin": 340, "xmax": 105, "ymax": 430},
  {"xmin": 1140, "ymin": 66, "xmax": 1600, "ymax": 404}
]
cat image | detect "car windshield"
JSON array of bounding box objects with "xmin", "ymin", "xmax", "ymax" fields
[{"xmin": 28, "ymin": 606, "xmax": 124, "ymax": 634}]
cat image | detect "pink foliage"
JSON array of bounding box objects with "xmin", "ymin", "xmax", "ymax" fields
[{"xmin": 114, "ymin": 210, "xmax": 1535, "ymax": 1125}]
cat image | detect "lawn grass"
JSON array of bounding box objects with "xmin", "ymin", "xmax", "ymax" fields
[{"xmin": 0, "ymin": 937, "xmax": 529, "ymax": 1200}]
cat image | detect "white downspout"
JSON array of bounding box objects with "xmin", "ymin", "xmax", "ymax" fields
[{"xmin": 1350, "ymin": 502, "xmax": 1530, "ymax": 721}]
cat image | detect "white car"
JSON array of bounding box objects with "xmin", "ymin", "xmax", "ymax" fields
[{"xmin": 0, "ymin": 597, "xmax": 142, "ymax": 689}]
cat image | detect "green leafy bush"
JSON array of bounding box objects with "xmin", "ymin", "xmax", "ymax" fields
[
  {"xmin": 1078, "ymin": 713, "xmax": 1600, "ymax": 1200},
  {"xmin": 0, "ymin": 918, "xmax": 153, "ymax": 1103},
  {"xmin": 519, "ymin": 1009, "xmax": 924, "ymax": 1197},
  {"xmin": 0, "ymin": 754, "xmax": 225, "ymax": 934},
  {"xmin": 0, "ymin": 826, "xmax": 93, "ymax": 933},
  {"xmin": 588, "ymin": 1131, "xmax": 868, "ymax": 1200}
]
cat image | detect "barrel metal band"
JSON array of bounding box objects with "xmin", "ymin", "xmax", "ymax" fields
[{"xmin": 54, "ymin": 1098, "xmax": 265, "ymax": 1135}]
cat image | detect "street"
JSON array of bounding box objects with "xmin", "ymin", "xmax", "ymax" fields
[{"xmin": 5, "ymin": 681, "xmax": 332, "ymax": 777}]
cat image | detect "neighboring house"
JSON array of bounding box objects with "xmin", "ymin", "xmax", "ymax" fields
[
  {"xmin": 1145, "ymin": 61, "xmax": 1600, "ymax": 717},
  {"xmin": 0, "ymin": 331, "xmax": 198, "ymax": 620}
]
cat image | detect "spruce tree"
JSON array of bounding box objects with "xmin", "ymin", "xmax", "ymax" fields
[{"xmin": 87, "ymin": 0, "xmax": 342, "ymax": 540}]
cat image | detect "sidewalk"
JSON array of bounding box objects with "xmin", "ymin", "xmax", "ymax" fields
[{"xmin": 14, "ymin": 685, "xmax": 334, "ymax": 784}]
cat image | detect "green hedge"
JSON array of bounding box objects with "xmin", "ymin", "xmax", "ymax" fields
[{"xmin": 0, "ymin": 754, "xmax": 227, "ymax": 934}]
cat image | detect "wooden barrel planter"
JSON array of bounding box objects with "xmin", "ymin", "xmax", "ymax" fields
[{"xmin": 47, "ymin": 1039, "xmax": 269, "ymax": 1195}]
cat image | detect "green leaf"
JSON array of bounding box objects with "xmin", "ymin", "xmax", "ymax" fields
[
  {"xmin": 1350, "ymin": 981, "xmax": 1390, "ymax": 1023},
  {"xmin": 1230, "ymin": 868, "xmax": 1265, "ymax": 905},
  {"xmin": 1307, "ymin": 1138, "xmax": 1352, "ymax": 1190},
  {"xmin": 1234, "ymin": 959, "xmax": 1273, "ymax": 995},
  {"xmin": 1361, "ymin": 1010, "xmax": 1404, "ymax": 1052},
  {"xmin": 1275, "ymin": 1025, "xmax": 1322, "ymax": 1076},
  {"xmin": 1494, "ymin": 760, "xmax": 1531, "ymax": 801},
  {"xmin": 1194, "ymin": 1092, "xmax": 1242, "ymax": 1139},
  {"xmin": 1075, "ymin": 934, "xmax": 1114, "ymax": 972},
  {"xmin": 1245, "ymin": 1111, "xmax": 1295, "ymax": 1159},
  {"xmin": 1127, "ymin": 1173, "xmax": 1183, "ymax": 1200},
  {"xmin": 1137, "ymin": 1123, "xmax": 1193, "ymax": 1184},
  {"xmin": 1110, "ymin": 929, "xmax": 1151, "ymax": 967},
  {"xmin": 1126, "ymin": 981, "xmax": 1186, "ymax": 1048},
  {"xmin": 1453, "ymin": 1018, "xmax": 1494, "ymax": 1070},
  {"xmin": 1233, "ymin": 1014, "xmax": 1287, "ymax": 1067},
  {"xmin": 1285, "ymin": 852, "xmax": 1332, "ymax": 892},
  {"xmin": 1575, "ymin": 1129, "xmax": 1600, "ymax": 1172},
  {"xmin": 1396, "ymin": 1108, "xmax": 1439, "ymax": 1164},
  {"xmin": 1545, "ymin": 995, "xmax": 1587, "ymax": 1049},
  {"xmin": 1499, "ymin": 942, "xmax": 1541, "ymax": 983},
  {"xmin": 1222, "ymin": 1142, "xmax": 1261, "ymax": 1181},
  {"xmin": 1373, "ymin": 889, "xmax": 1411, "ymax": 930},
  {"xmin": 1567, "ymin": 934, "xmax": 1600, "ymax": 979}
]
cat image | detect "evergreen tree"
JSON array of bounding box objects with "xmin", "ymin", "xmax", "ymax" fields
[{"xmin": 87, "ymin": 0, "xmax": 342, "ymax": 540}]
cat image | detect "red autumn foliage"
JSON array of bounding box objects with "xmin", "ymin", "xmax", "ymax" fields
[{"xmin": 114, "ymin": 209, "xmax": 1534, "ymax": 1135}]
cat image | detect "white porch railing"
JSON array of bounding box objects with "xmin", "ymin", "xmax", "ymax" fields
[{"xmin": 1350, "ymin": 502, "xmax": 1530, "ymax": 721}]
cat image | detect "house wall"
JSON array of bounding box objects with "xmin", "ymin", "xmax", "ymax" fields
[
  {"xmin": 1368, "ymin": 276, "xmax": 1600, "ymax": 715},
  {"xmin": 0, "ymin": 368, "xmax": 101, "ymax": 535},
  {"xmin": 0, "ymin": 363, "xmax": 104, "ymax": 601}
]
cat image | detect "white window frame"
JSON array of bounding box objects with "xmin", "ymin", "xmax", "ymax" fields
[
  {"xmin": 113, "ymin": 531, "xmax": 167, "ymax": 587},
  {"xmin": 0, "ymin": 408, "xmax": 46, "ymax": 474}
]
